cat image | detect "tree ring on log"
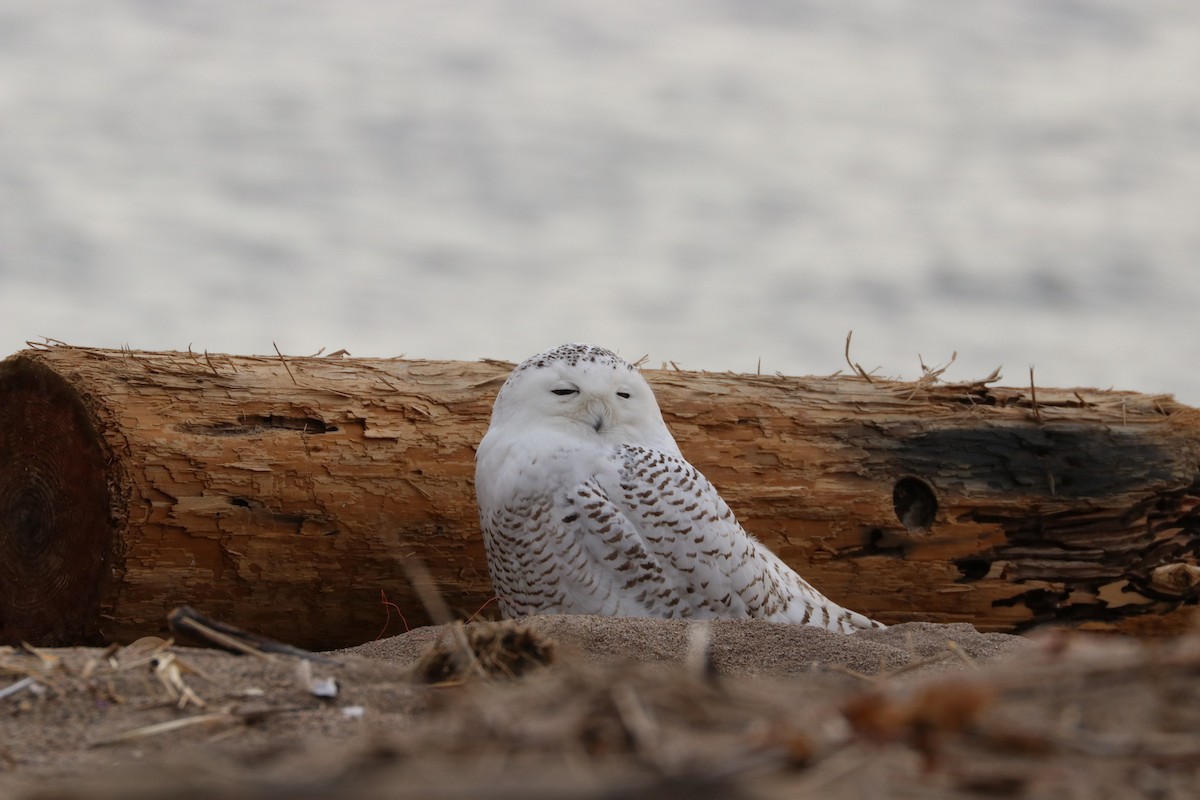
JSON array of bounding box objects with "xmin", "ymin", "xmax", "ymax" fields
[{"xmin": 0, "ymin": 357, "xmax": 113, "ymax": 645}]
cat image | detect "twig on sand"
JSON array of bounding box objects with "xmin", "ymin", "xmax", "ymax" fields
[
  {"xmin": 90, "ymin": 712, "xmax": 236, "ymax": 747},
  {"xmin": 168, "ymin": 606, "xmax": 340, "ymax": 665}
]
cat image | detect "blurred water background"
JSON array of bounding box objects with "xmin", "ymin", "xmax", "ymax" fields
[{"xmin": 2, "ymin": 1, "xmax": 1199, "ymax": 402}]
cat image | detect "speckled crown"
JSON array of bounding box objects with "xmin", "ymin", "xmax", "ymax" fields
[{"xmin": 515, "ymin": 343, "xmax": 637, "ymax": 373}]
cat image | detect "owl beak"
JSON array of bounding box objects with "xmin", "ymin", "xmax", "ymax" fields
[{"xmin": 587, "ymin": 399, "xmax": 609, "ymax": 433}]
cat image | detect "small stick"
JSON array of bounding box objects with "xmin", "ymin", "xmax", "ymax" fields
[
  {"xmin": 400, "ymin": 558, "xmax": 488, "ymax": 681},
  {"xmin": 0, "ymin": 676, "xmax": 38, "ymax": 701},
  {"xmin": 844, "ymin": 331, "xmax": 874, "ymax": 383},
  {"xmin": 90, "ymin": 713, "xmax": 234, "ymax": 747},
  {"xmin": 168, "ymin": 606, "xmax": 340, "ymax": 665},
  {"xmin": 947, "ymin": 640, "xmax": 977, "ymax": 669},
  {"xmin": 1029, "ymin": 366, "xmax": 1042, "ymax": 423},
  {"xmin": 401, "ymin": 558, "xmax": 453, "ymax": 626},
  {"xmin": 611, "ymin": 683, "xmax": 661, "ymax": 756},
  {"xmin": 822, "ymin": 663, "xmax": 879, "ymax": 683},
  {"xmin": 203, "ymin": 350, "xmax": 220, "ymax": 377},
  {"xmin": 447, "ymin": 623, "xmax": 488, "ymax": 680},
  {"xmin": 273, "ymin": 341, "xmax": 298, "ymax": 385},
  {"xmin": 876, "ymin": 649, "xmax": 957, "ymax": 679}
]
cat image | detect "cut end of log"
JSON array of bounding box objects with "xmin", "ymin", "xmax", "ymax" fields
[{"xmin": 0, "ymin": 356, "xmax": 114, "ymax": 645}]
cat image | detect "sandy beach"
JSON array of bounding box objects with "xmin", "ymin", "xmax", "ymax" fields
[{"xmin": 3, "ymin": 614, "xmax": 1197, "ymax": 799}]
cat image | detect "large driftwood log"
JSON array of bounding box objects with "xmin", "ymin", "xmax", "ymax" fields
[{"xmin": 1, "ymin": 344, "xmax": 1199, "ymax": 648}]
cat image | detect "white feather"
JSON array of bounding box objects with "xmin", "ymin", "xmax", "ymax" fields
[{"xmin": 475, "ymin": 343, "xmax": 883, "ymax": 633}]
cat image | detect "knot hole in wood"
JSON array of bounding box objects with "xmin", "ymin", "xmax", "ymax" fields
[{"xmin": 893, "ymin": 476, "xmax": 937, "ymax": 531}]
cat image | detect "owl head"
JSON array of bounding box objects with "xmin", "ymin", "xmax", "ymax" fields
[{"xmin": 485, "ymin": 343, "xmax": 680, "ymax": 452}]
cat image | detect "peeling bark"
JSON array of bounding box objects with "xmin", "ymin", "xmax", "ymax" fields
[{"xmin": 1, "ymin": 344, "xmax": 1198, "ymax": 648}]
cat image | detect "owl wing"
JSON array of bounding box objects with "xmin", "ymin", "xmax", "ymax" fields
[
  {"xmin": 480, "ymin": 443, "xmax": 879, "ymax": 631},
  {"xmin": 596, "ymin": 444, "xmax": 880, "ymax": 631},
  {"xmin": 479, "ymin": 470, "xmax": 706, "ymax": 619}
]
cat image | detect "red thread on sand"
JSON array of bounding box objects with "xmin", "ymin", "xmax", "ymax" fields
[
  {"xmin": 466, "ymin": 595, "xmax": 503, "ymax": 624},
  {"xmin": 374, "ymin": 589, "xmax": 411, "ymax": 639}
]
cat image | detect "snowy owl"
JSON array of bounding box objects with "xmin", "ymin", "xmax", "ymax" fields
[{"xmin": 474, "ymin": 343, "xmax": 883, "ymax": 633}]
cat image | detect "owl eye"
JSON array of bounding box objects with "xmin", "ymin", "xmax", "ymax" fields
[
  {"xmin": 616, "ymin": 391, "xmax": 631, "ymax": 399},
  {"xmin": 551, "ymin": 388, "xmax": 579, "ymax": 396}
]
